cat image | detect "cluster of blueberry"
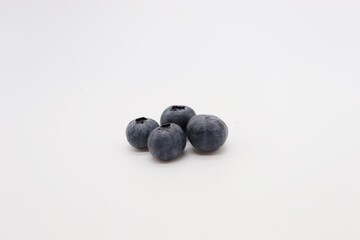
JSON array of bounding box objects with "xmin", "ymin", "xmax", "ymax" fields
[{"xmin": 126, "ymin": 105, "xmax": 228, "ymax": 161}]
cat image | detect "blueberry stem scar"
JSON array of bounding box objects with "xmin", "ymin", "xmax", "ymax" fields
[{"xmin": 135, "ymin": 117, "xmax": 147, "ymax": 124}]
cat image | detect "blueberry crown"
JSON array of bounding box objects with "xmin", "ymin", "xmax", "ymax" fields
[
  {"xmin": 135, "ymin": 117, "xmax": 147, "ymax": 124},
  {"xmin": 170, "ymin": 105, "xmax": 185, "ymax": 111}
]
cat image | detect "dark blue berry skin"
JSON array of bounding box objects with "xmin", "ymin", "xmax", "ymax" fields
[
  {"xmin": 148, "ymin": 123, "xmax": 187, "ymax": 161},
  {"xmin": 186, "ymin": 115, "xmax": 228, "ymax": 152},
  {"xmin": 160, "ymin": 105, "xmax": 196, "ymax": 132},
  {"xmin": 126, "ymin": 117, "xmax": 159, "ymax": 149}
]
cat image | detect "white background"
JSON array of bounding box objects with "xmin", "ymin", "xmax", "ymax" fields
[{"xmin": 1, "ymin": 0, "xmax": 360, "ymax": 239}]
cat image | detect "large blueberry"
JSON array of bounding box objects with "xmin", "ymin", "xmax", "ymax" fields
[
  {"xmin": 126, "ymin": 117, "xmax": 159, "ymax": 149},
  {"xmin": 160, "ymin": 105, "xmax": 196, "ymax": 132},
  {"xmin": 186, "ymin": 115, "xmax": 228, "ymax": 152},
  {"xmin": 148, "ymin": 123, "xmax": 187, "ymax": 161}
]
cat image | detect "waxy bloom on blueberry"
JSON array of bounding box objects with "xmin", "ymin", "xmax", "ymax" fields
[
  {"xmin": 148, "ymin": 123, "xmax": 186, "ymax": 161},
  {"xmin": 126, "ymin": 117, "xmax": 159, "ymax": 149},
  {"xmin": 160, "ymin": 105, "xmax": 196, "ymax": 132},
  {"xmin": 186, "ymin": 115, "xmax": 228, "ymax": 152}
]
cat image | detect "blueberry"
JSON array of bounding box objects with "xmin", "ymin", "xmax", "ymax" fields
[
  {"xmin": 186, "ymin": 115, "xmax": 228, "ymax": 152},
  {"xmin": 160, "ymin": 105, "xmax": 196, "ymax": 132},
  {"xmin": 148, "ymin": 123, "xmax": 187, "ymax": 161},
  {"xmin": 126, "ymin": 117, "xmax": 159, "ymax": 149}
]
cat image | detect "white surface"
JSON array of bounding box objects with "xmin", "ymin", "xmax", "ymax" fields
[{"xmin": 1, "ymin": 0, "xmax": 360, "ymax": 239}]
